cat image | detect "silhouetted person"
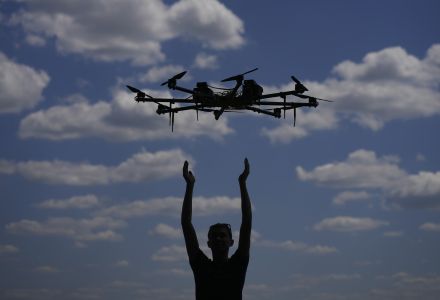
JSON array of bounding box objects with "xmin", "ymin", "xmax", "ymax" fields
[{"xmin": 182, "ymin": 159, "xmax": 252, "ymax": 300}]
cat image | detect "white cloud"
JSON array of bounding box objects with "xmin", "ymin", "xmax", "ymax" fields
[
  {"xmin": 1, "ymin": 289, "xmax": 63, "ymax": 300},
  {"xmin": 114, "ymin": 260, "xmax": 130, "ymax": 267},
  {"xmin": 9, "ymin": 0, "xmax": 244, "ymax": 65},
  {"xmin": 19, "ymin": 89, "xmax": 233, "ymax": 141},
  {"xmin": 297, "ymin": 149, "xmax": 440, "ymax": 210},
  {"xmin": 156, "ymin": 268, "xmax": 191, "ymax": 277},
  {"xmin": 167, "ymin": 0, "xmax": 245, "ymax": 50},
  {"xmin": 38, "ymin": 194, "xmax": 100, "ymax": 209},
  {"xmin": 416, "ymin": 153, "xmax": 426, "ymax": 162},
  {"xmin": 0, "ymin": 51, "xmax": 50, "ymax": 113},
  {"xmin": 296, "ymin": 149, "xmax": 406, "ymax": 189},
  {"xmin": 139, "ymin": 65, "xmax": 187, "ymax": 83},
  {"xmin": 150, "ymin": 223, "xmax": 182, "ymax": 239},
  {"xmin": 313, "ymin": 216, "xmax": 389, "ymax": 232},
  {"xmin": 261, "ymin": 107, "xmax": 338, "ymax": 144},
  {"xmin": 0, "ymin": 244, "xmax": 19, "ymax": 254},
  {"xmin": 390, "ymin": 171, "xmax": 440, "ymax": 199},
  {"xmin": 25, "ymin": 34, "xmax": 46, "ymax": 47},
  {"xmin": 34, "ymin": 265, "xmax": 59, "ymax": 273},
  {"xmin": 261, "ymin": 44, "xmax": 440, "ymax": 143},
  {"xmin": 1, "ymin": 148, "xmax": 191, "ymax": 185},
  {"xmin": 151, "ymin": 245, "xmax": 187, "ymax": 262},
  {"xmin": 0, "ymin": 160, "xmax": 16, "ymax": 174},
  {"xmin": 383, "ymin": 231, "xmax": 403, "ymax": 237},
  {"xmin": 419, "ymin": 222, "xmax": 440, "ymax": 232},
  {"xmin": 6, "ymin": 216, "xmax": 126, "ymax": 244},
  {"xmin": 193, "ymin": 52, "xmax": 218, "ymax": 69},
  {"xmin": 99, "ymin": 196, "xmax": 240, "ymax": 219},
  {"xmin": 332, "ymin": 191, "xmax": 371, "ymax": 206},
  {"xmin": 259, "ymin": 239, "xmax": 338, "ymax": 255},
  {"xmin": 291, "ymin": 273, "xmax": 361, "ymax": 289},
  {"xmin": 371, "ymin": 272, "xmax": 440, "ymax": 298},
  {"xmin": 325, "ymin": 44, "xmax": 440, "ymax": 130}
]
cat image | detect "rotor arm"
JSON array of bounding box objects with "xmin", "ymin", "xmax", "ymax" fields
[
  {"xmin": 245, "ymin": 106, "xmax": 281, "ymax": 118},
  {"xmin": 171, "ymin": 85, "xmax": 195, "ymax": 95},
  {"xmin": 156, "ymin": 104, "xmax": 204, "ymax": 115},
  {"xmin": 133, "ymin": 97, "xmax": 194, "ymax": 104},
  {"xmin": 258, "ymin": 90, "xmax": 309, "ymax": 100}
]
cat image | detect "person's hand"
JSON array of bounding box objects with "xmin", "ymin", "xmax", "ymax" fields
[
  {"xmin": 183, "ymin": 161, "xmax": 195, "ymax": 185},
  {"xmin": 239, "ymin": 158, "xmax": 250, "ymax": 184}
]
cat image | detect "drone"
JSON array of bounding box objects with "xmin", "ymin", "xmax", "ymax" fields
[{"xmin": 127, "ymin": 68, "xmax": 332, "ymax": 131}]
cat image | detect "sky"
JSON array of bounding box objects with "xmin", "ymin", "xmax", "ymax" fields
[{"xmin": 0, "ymin": 0, "xmax": 440, "ymax": 299}]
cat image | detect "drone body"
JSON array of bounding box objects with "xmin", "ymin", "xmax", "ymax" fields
[{"xmin": 127, "ymin": 68, "xmax": 332, "ymax": 131}]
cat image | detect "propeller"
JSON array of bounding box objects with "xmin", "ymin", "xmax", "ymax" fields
[
  {"xmin": 126, "ymin": 85, "xmax": 153, "ymax": 99},
  {"xmin": 126, "ymin": 85, "xmax": 143, "ymax": 94},
  {"xmin": 291, "ymin": 75, "xmax": 308, "ymax": 94},
  {"xmin": 314, "ymin": 97, "xmax": 333, "ymax": 102},
  {"xmin": 161, "ymin": 71, "xmax": 187, "ymax": 88},
  {"xmin": 221, "ymin": 68, "xmax": 258, "ymax": 83}
]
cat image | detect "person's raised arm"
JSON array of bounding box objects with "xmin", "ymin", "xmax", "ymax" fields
[
  {"xmin": 181, "ymin": 161, "xmax": 199, "ymax": 260},
  {"xmin": 237, "ymin": 158, "xmax": 252, "ymax": 257}
]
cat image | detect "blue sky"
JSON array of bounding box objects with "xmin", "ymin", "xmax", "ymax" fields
[{"xmin": 1, "ymin": 1, "xmax": 440, "ymax": 299}]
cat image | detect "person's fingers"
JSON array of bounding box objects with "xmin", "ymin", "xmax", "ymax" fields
[{"xmin": 183, "ymin": 161, "xmax": 188, "ymax": 176}]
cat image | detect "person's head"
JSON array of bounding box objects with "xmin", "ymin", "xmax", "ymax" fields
[{"xmin": 207, "ymin": 223, "xmax": 234, "ymax": 251}]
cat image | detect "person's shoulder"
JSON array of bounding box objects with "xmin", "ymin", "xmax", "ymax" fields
[
  {"xmin": 231, "ymin": 249, "xmax": 250, "ymax": 263},
  {"xmin": 190, "ymin": 248, "xmax": 210, "ymax": 266}
]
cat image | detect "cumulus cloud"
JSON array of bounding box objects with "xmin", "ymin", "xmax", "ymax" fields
[
  {"xmin": 383, "ymin": 231, "xmax": 404, "ymax": 237},
  {"xmin": 419, "ymin": 222, "xmax": 440, "ymax": 232},
  {"xmin": 0, "ymin": 52, "xmax": 50, "ymax": 113},
  {"xmin": 371, "ymin": 272, "xmax": 440, "ymax": 299},
  {"xmin": 261, "ymin": 44, "xmax": 440, "ymax": 143},
  {"xmin": 296, "ymin": 149, "xmax": 406, "ymax": 189},
  {"xmin": 19, "ymin": 88, "xmax": 233, "ymax": 141},
  {"xmin": 25, "ymin": 34, "xmax": 46, "ymax": 47},
  {"xmin": 0, "ymin": 160, "xmax": 16, "ymax": 174},
  {"xmin": 332, "ymin": 190, "xmax": 371, "ymax": 206},
  {"xmin": 325, "ymin": 44, "xmax": 440, "ymax": 129},
  {"xmin": 34, "ymin": 265, "xmax": 59, "ymax": 273},
  {"xmin": 156, "ymin": 268, "xmax": 191, "ymax": 277},
  {"xmin": 261, "ymin": 106, "xmax": 338, "ymax": 144},
  {"xmin": 9, "ymin": 0, "xmax": 244, "ymax": 65},
  {"xmin": 38, "ymin": 194, "xmax": 100, "ymax": 209},
  {"xmin": 1, "ymin": 148, "xmax": 191, "ymax": 185},
  {"xmin": 297, "ymin": 149, "xmax": 440, "ymax": 210},
  {"xmin": 291, "ymin": 273, "xmax": 361, "ymax": 289},
  {"xmin": 313, "ymin": 216, "xmax": 389, "ymax": 232},
  {"xmin": 258, "ymin": 239, "xmax": 338, "ymax": 255},
  {"xmin": 193, "ymin": 52, "xmax": 218, "ymax": 69},
  {"xmin": 99, "ymin": 196, "xmax": 240, "ymax": 219},
  {"xmin": 138, "ymin": 65, "xmax": 187, "ymax": 83},
  {"xmin": 149, "ymin": 223, "xmax": 182, "ymax": 239},
  {"xmin": 6, "ymin": 216, "xmax": 126, "ymax": 245},
  {"xmin": 151, "ymin": 245, "xmax": 187, "ymax": 262},
  {"xmin": 0, "ymin": 244, "xmax": 19, "ymax": 254},
  {"xmin": 114, "ymin": 260, "xmax": 130, "ymax": 267},
  {"xmin": 390, "ymin": 172, "xmax": 440, "ymax": 199}
]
